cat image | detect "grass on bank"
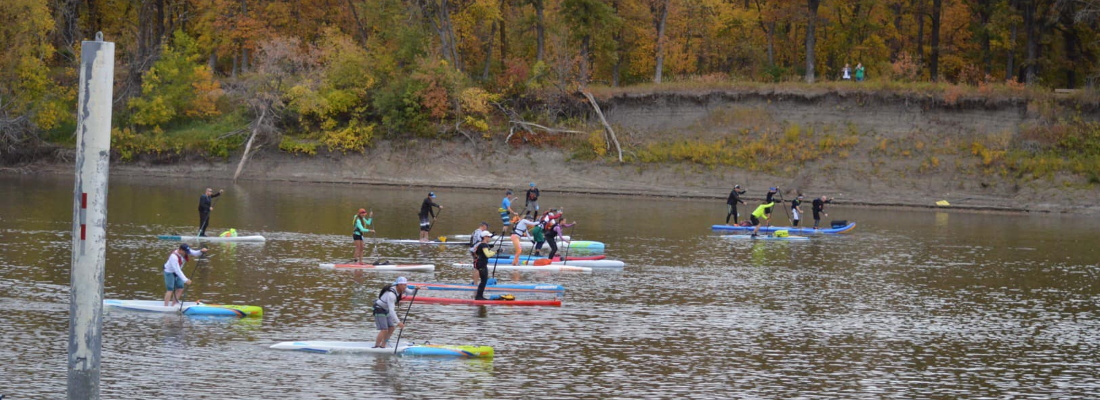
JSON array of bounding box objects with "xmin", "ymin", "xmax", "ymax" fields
[{"xmin": 111, "ymin": 111, "xmax": 250, "ymax": 161}]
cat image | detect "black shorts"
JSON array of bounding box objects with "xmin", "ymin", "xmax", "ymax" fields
[
  {"xmin": 750, "ymin": 215, "xmax": 760, "ymax": 226},
  {"xmin": 353, "ymin": 233, "xmax": 364, "ymax": 241},
  {"xmin": 419, "ymin": 215, "xmax": 431, "ymax": 231},
  {"xmin": 813, "ymin": 211, "xmax": 821, "ymax": 221}
]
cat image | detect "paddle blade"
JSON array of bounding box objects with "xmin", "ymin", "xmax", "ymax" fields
[
  {"xmin": 532, "ymin": 259, "xmax": 552, "ymax": 266},
  {"xmin": 438, "ymin": 236, "xmax": 447, "ymax": 242}
]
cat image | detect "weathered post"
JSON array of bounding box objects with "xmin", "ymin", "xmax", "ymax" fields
[{"xmin": 69, "ymin": 32, "xmax": 114, "ymax": 400}]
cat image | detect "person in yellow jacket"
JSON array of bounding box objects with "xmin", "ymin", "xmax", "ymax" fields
[{"xmin": 750, "ymin": 200, "xmax": 779, "ymax": 238}]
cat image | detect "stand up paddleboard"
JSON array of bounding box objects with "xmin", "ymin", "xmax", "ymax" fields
[
  {"xmin": 158, "ymin": 235, "xmax": 267, "ymax": 242},
  {"xmin": 270, "ymin": 341, "xmax": 493, "ymax": 358},
  {"xmin": 104, "ymin": 300, "xmax": 263, "ymax": 317},
  {"xmin": 318, "ymin": 263, "xmax": 435, "ymax": 272}
]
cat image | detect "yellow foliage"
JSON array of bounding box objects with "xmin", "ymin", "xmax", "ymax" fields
[
  {"xmin": 460, "ymin": 87, "xmax": 493, "ymax": 115},
  {"xmin": 322, "ymin": 122, "xmax": 374, "ymax": 153},
  {"xmin": 588, "ymin": 131, "xmax": 608, "ymax": 157}
]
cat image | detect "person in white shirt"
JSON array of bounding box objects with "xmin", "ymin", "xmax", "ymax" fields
[
  {"xmin": 510, "ymin": 216, "xmax": 540, "ymax": 266},
  {"xmin": 373, "ymin": 277, "xmax": 411, "ymax": 348},
  {"xmin": 163, "ymin": 244, "xmax": 206, "ymax": 306}
]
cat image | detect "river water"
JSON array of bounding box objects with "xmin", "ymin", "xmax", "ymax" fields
[{"xmin": 1, "ymin": 174, "xmax": 1097, "ymax": 399}]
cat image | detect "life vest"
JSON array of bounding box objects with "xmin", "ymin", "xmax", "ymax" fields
[
  {"xmin": 372, "ymin": 285, "xmax": 401, "ymax": 315},
  {"xmin": 219, "ymin": 228, "xmax": 238, "ymax": 237}
]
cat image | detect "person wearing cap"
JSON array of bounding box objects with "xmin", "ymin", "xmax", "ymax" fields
[
  {"xmin": 372, "ymin": 277, "xmax": 409, "ymax": 348},
  {"xmin": 418, "ymin": 192, "xmax": 442, "ymax": 242},
  {"xmin": 472, "ymin": 231, "xmax": 496, "ymax": 300},
  {"xmin": 750, "ymin": 199, "xmax": 777, "ymax": 238},
  {"xmin": 197, "ymin": 188, "xmax": 224, "ymax": 237},
  {"xmin": 163, "ymin": 244, "xmax": 207, "ymax": 306},
  {"xmin": 353, "ymin": 208, "xmax": 374, "ymax": 264},
  {"xmin": 469, "ymin": 221, "xmax": 491, "ymax": 284},
  {"xmin": 523, "ymin": 182, "xmax": 540, "ymax": 218},
  {"xmin": 812, "ymin": 195, "xmax": 830, "ymax": 229},
  {"xmin": 790, "ymin": 195, "xmax": 804, "ymax": 227},
  {"xmin": 726, "ymin": 185, "xmax": 747, "ymax": 224},
  {"xmin": 764, "ymin": 187, "xmax": 778, "ymax": 218},
  {"xmin": 500, "ymin": 189, "xmax": 516, "ymax": 234}
]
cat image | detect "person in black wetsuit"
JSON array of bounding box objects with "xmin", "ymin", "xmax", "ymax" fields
[
  {"xmin": 812, "ymin": 195, "xmax": 830, "ymax": 229},
  {"xmin": 472, "ymin": 231, "xmax": 495, "ymax": 300},
  {"xmin": 197, "ymin": 188, "xmax": 223, "ymax": 236},
  {"xmin": 726, "ymin": 185, "xmax": 747, "ymax": 224},
  {"xmin": 764, "ymin": 187, "xmax": 778, "ymax": 218},
  {"xmin": 418, "ymin": 192, "xmax": 442, "ymax": 242}
]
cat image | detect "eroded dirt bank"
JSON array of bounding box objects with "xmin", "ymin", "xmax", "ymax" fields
[{"xmin": 10, "ymin": 90, "xmax": 1100, "ymax": 215}]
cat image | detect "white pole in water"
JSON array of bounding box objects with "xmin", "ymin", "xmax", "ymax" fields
[{"xmin": 69, "ymin": 32, "xmax": 113, "ymax": 400}]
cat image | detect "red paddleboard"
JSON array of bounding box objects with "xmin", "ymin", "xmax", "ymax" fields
[{"xmin": 413, "ymin": 296, "xmax": 561, "ymax": 307}]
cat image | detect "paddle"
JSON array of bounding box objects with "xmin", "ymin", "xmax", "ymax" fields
[
  {"xmin": 778, "ymin": 191, "xmax": 791, "ymax": 225},
  {"xmin": 392, "ymin": 285, "xmax": 419, "ymax": 354},
  {"xmin": 177, "ymin": 251, "xmax": 203, "ymax": 313},
  {"xmin": 427, "ymin": 208, "xmax": 443, "ymax": 234},
  {"xmin": 561, "ymin": 223, "xmax": 577, "ymax": 266},
  {"xmin": 367, "ymin": 208, "xmax": 379, "ymax": 261},
  {"xmin": 490, "ymin": 232, "xmax": 507, "ymax": 279}
]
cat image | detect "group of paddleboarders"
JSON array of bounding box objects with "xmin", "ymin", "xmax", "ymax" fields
[{"xmin": 728, "ymin": 185, "xmax": 834, "ymax": 237}]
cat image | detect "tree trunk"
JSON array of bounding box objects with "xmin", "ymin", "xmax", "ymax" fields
[
  {"xmin": 482, "ymin": 19, "xmax": 497, "ymax": 81},
  {"xmin": 767, "ymin": 21, "xmax": 776, "ymax": 66},
  {"xmin": 977, "ymin": 0, "xmax": 993, "ymax": 76},
  {"xmin": 805, "ymin": 0, "xmax": 821, "ymax": 83},
  {"xmin": 580, "ymin": 35, "xmax": 592, "ymax": 86},
  {"xmin": 930, "ymin": 0, "xmax": 941, "ymax": 81},
  {"xmin": 155, "ymin": 0, "xmax": 166, "ymax": 41},
  {"xmin": 653, "ymin": 0, "xmax": 670, "ymax": 83},
  {"xmin": 891, "ymin": 1, "xmax": 903, "ymax": 59},
  {"xmin": 1007, "ymin": 22, "xmax": 1017, "ymax": 80},
  {"xmin": 1024, "ymin": 0, "xmax": 1038, "ymax": 85},
  {"xmin": 209, "ymin": 53, "xmax": 217, "ymax": 74},
  {"xmin": 535, "ymin": 0, "xmax": 546, "ymax": 62},
  {"xmin": 915, "ymin": 0, "xmax": 924, "ymax": 63},
  {"xmin": 234, "ymin": 108, "xmax": 267, "ymax": 183},
  {"xmin": 499, "ymin": 0, "xmax": 508, "ymax": 64},
  {"xmin": 582, "ymin": 92, "xmax": 623, "ymax": 163},
  {"xmin": 1065, "ymin": 27, "xmax": 1078, "ymax": 88},
  {"xmin": 345, "ymin": 0, "xmax": 371, "ymax": 45}
]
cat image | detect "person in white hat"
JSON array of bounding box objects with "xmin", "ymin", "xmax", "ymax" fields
[{"xmin": 372, "ymin": 277, "xmax": 409, "ymax": 348}]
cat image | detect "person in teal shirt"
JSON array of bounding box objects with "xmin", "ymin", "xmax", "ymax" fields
[
  {"xmin": 353, "ymin": 208, "xmax": 373, "ymax": 264},
  {"xmin": 855, "ymin": 63, "xmax": 865, "ymax": 82}
]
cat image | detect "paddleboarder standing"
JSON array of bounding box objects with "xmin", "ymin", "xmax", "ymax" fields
[
  {"xmin": 418, "ymin": 192, "xmax": 442, "ymax": 242},
  {"xmin": 764, "ymin": 187, "xmax": 778, "ymax": 218},
  {"xmin": 750, "ymin": 200, "xmax": 777, "ymax": 238},
  {"xmin": 197, "ymin": 188, "xmax": 223, "ymax": 237},
  {"xmin": 500, "ymin": 189, "xmax": 516, "ymax": 234},
  {"xmin": 812, "ymin": 195, "xmax": 830, "ymax": 229},
  {"xmin": 373, "ymin": 277, "xmax": 409, "ymax": 348},
  {"xmin": 791, "ymin": 195, "xmax": 804, "ymax": 227},
  {"xmin": 523, "ymin": 182, "xmax": 540, "ymax": 218},
  {"xmin": 163, "ymin": 244, "xmax": 206, "ymax": 306},
  {"xmin": 510, "ymin": 216, "xmax": 540, "ymax": 265},
  {"xmin": 545, "ymin": 216, "xmax": 575, "ymax": 260},
  {"xmin": 473, "ymin": 231, "xmax": 495, "ymax": 300},
  {"xmin": 726, "ymin": 185, "xmax": 747, "ymax": 224},
  {"xmin": 353, "ymin": 208, "xmax": 373, "ymax": 264},
  {"xmin": 469, "ymin": 222, "xmax": 491, "ymax": 284}
]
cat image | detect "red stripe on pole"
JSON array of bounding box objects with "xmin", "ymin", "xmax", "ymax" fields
[
  {"xmin": 80, "ymin": 225, "xmax": 86, "ymax": 240},
  {"xmin": 81, "ymin": 193, "xmax": 87, "ymax": 209}
]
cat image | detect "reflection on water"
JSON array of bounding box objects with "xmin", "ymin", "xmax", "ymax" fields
[{"xmin": 1, "ymin": 174, "xmax": 1098, "ymax": 398}]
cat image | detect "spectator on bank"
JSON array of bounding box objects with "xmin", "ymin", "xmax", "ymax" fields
[
  {"xmin": 855, "ymin": 63, "xmax": 865, "ymax": 82},
  {"xmin": 842, "ymin": 63, "xmax": 852, "ymax": 80}
]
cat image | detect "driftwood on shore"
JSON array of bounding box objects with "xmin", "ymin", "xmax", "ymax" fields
[
  {"xmin": 582, "ymin": 91, "xmax": 623, "ymax": 162},
  {"xmin": 492, "ymin": 102, "xmax": 586, "ymax": 143},
  {"xmin": 233, "ymin": 108, "xmax": 266, "ymax": 182}
]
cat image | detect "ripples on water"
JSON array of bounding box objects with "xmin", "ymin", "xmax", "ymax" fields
[{"xmin": 1, "ymin": 176, "xmax": 1098, "ymax": 398}]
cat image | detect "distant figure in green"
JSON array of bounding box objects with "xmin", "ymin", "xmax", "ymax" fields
[{"xmin": 855, "ymin": 63, "xmax": 865, "ymax": 82}]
